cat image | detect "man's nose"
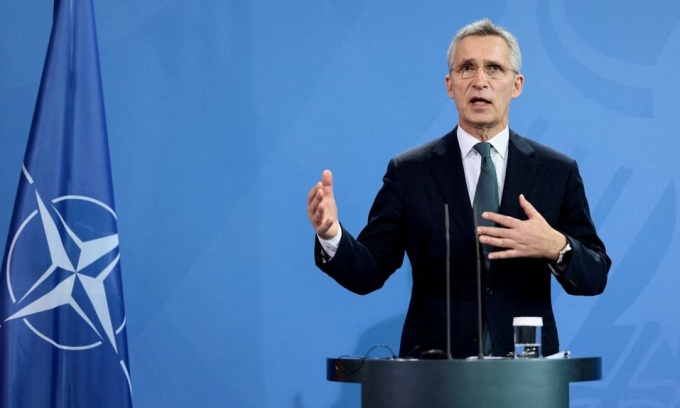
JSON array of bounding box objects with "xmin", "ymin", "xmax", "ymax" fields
[{"xmin": 470, "ymin": 68, "xmax": 489, "ymax": 87}]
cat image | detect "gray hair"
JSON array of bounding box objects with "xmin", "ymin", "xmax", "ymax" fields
[{"xmin": 447, "ymin": 19, "xmax": 522, "ymax": 73}]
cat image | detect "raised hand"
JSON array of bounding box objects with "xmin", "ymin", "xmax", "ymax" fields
[{"xmin": 307, "ymin": 170, "xmax": 340, "ymax": 240}]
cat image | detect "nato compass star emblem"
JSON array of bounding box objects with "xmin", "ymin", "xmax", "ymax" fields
[{"xmin": 3, "ymin": 165, "xmax": 131, "ymax": 387}]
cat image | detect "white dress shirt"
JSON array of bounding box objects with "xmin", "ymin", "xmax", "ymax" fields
[{"xmin": 457, "ymin": 126, "xmax": 509, "ymax": 205}]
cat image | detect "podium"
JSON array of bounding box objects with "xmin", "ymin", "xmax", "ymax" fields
[{"xmin": 327, "ymin": 356, "xmax": 601, "ymax": 408}]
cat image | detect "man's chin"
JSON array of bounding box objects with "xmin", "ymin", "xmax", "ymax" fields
[
  {"xmin": 463, "ymin": 116, "xmax": 497, "ymax": 129},
  {"xmin": 459, "ymin": 118, "xmax": 505, "ymax": 136}
]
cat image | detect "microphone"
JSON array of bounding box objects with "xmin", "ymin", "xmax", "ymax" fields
[
  {"xmin": 418, "ymin": 204, "xmax": 452, "ymax": 360},
  {"xmin": 473, "ymin": 203, "xmax": 484, "ymax": 359}
]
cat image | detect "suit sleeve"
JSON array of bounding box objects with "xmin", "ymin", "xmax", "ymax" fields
[
  {"xmin": 554, "ymin": 162, "xmax": 610, "ymax": 295},
  {"xmin": 314, "ymin": 158, "xmax": 407, "ymax": 295}
]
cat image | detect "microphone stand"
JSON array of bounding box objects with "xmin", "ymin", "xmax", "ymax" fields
[
  {"xmin": 473, "ymin": 204, "xmax": 484, "ymax": 360},
  {"xmin": 445, "ymin": 204, "xmax": 452, "ymax": 359}
]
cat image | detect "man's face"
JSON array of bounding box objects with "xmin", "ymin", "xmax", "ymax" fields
[{"xmin": 445, "ymin": 35, "xmax": 524, "ymax": 138}]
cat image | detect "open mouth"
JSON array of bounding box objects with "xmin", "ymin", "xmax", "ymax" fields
[{"xmin": 470, "ymin": 97, "xmax": 491, "ymax": 105}]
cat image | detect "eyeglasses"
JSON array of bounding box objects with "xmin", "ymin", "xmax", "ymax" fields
[{"xmin": 452, "ymin": 63, "xmax": 518, "ymax": 80}]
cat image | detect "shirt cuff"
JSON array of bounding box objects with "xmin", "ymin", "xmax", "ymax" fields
[{"xmin": 317, "ymin": 229, "xmax": 342, "ymax": 261}]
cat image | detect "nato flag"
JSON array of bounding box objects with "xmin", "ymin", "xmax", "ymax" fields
[{"xmin": 0, "ymin": 0, "xmax": 133, "ymax": 406}]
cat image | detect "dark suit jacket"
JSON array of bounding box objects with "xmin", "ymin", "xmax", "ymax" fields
[{"xmin": 315, "ymin": 128, "xmax": 610, "ymax": 358}]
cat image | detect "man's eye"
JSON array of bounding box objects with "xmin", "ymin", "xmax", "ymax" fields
[
  {"xmin": 487, "ymin": 65, "xmax": 502, "ymax": 72},
  {"xmin": 461, "ymin": 65, "xmax": 474, "ymax": 71}
]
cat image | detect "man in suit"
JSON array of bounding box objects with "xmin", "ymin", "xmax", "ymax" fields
[{"xmin": 307, "ymin": 19, "xmax": 610, "ymax": 358}]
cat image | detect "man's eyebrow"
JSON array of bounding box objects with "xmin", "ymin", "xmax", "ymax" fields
[
  {"xmin": 483, "ymin": 59, "xmax": 504, "ymax": 66},
  {"xmin": 457, "ymin": 58, "xmax": 476, "ymax": 65},
  {"xmin": 456, "ymin": 58, "xmax": 504, "ymax": 66}
]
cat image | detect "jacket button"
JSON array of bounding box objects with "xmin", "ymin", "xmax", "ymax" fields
[{"xmin": 485, "ymin": 287, "xmax": 493, "ymax": 295}]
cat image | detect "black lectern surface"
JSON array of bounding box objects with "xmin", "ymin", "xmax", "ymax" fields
[{"xmin": 327, "ymin": 356, "xmax": 601, "ymax": 408}]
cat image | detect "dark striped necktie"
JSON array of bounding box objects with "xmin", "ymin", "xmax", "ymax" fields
[{"xmin": 473, "ymin": 142, "xmax": 499, "ymax": 229}]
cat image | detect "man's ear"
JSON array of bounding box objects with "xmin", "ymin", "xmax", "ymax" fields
[
  {"xmin": 512, "ymin": 74, "xmax": 524, "ymax": 98},
  {"xmin": 445, "ymin": 75, "xmax": 455, "ymax": 99}
]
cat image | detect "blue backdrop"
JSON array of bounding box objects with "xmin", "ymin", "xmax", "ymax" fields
[{"xmin": 1, "ymin": 1, "xmax": 679, "ymax": 407}]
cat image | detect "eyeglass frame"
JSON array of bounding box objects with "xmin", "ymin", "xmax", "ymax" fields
[{"xmin": 451, "ymin": 63, "xmax": 519, "ymax": 80}]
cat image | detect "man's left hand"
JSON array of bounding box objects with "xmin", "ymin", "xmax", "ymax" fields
[{"xmin": 477, "ymin": 194, "xmax": 566, "ymax": 261}]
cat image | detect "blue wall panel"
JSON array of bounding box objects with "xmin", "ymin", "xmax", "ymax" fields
[{"xmin": 1, "ymin": 1, "xmax": 678, "ymax": 406}]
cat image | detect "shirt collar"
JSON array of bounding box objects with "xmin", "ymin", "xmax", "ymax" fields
[{"xmin": 457, "ymin": 126, "xmax": 510, "ymax": 159}]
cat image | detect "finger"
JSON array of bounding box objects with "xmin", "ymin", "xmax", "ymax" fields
[
  {"xmin": 308, "ymin": 183, "xmax": 324, "ymax": 210},
  {"xmin": 308, "ymin": 182, "xmax": 323, "ymax": 205},
  {"xmin": 308, "ymin": 188, "xmax": 329, "ymax": 223},
  {"xmin": 488, "ymin": 248, "xmax": 522, "ymax": 260},
  {"xmin": 477, "ymin": 226, "xmax": 510, "ymax": 238},
  {"xmin": 322, "ymin": 169, "xmax": 333, "ymax": 188},
  {"xmin": 478, "ymin": 234, "xmax": 514, "ymax": 249},
  {"xmin": 519, "ymin": 194, "xmax": 544, "ymax": 220},
  {"xmin": 308, "ymin": 192, "xmax": 321, "ymax": 217},
  {"xmin": 482, "ymin": 211, "xmax": 519, "ymax": 228}
]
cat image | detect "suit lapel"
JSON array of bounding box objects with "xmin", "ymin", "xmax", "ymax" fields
[
  {"xmin": 426, "ymin": 127, "xmax": 475, "ymax": 243},
  {"xmin": 500, "ymin": 131, "xmax": 540, "ymax": 218}
]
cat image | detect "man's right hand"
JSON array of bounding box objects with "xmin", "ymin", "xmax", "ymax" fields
[{"xmin": 307, "ymin": 169, "xmax": 340, "ymax": 240}]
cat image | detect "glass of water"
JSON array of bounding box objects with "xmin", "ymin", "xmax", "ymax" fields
[{"xmin": 513, "ymin": 317, "xmax": 543, "ymax": 359}]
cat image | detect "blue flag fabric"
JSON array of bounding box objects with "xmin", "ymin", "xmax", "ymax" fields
[{"xmin": 0, "ymin": 0, "xmax": 133, "ymax": 406}]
